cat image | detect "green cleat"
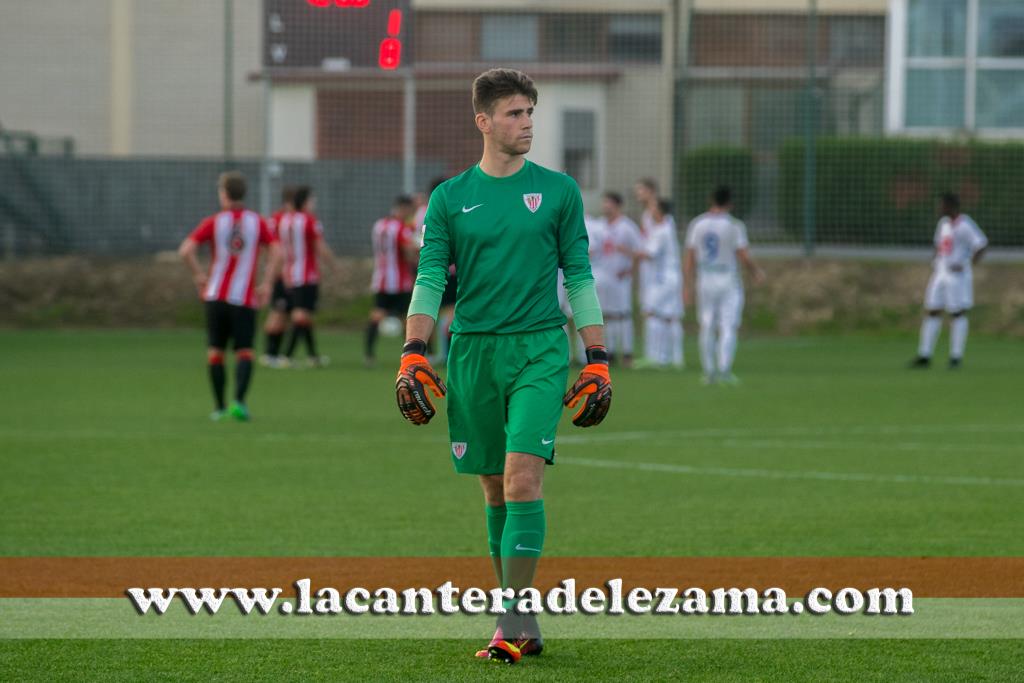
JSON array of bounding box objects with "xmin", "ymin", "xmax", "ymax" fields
[{"xmin": 228, "ymin": 402, "xmax": 250, "ymax": 422}]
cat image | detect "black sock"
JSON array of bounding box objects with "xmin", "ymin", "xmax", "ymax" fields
[
  {"xmin": 304, "ymin": 324, "xmax": 318, "ymax": 358},
  {"xmin": 284, "ymin": 326, "xmax": 302, "ymax": 358},
  {"xmin": 365, "ymin": 321, "xmax": 379, "ymax": 358},
  {"xmin": 265, "ymin": 332, "xmax": 283, "ymax": 357},
  {"xmin": 235, "ymin": 357, "xmax": 253, "ymax": 403},
  {"xmin": 209, "ymin": 361, "xmax": 226, "ymax": 411}
]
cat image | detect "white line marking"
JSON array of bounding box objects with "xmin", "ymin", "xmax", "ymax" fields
[{"xmin": 558, "ymin": 456, "xmax": 1024, "ymax": 488}]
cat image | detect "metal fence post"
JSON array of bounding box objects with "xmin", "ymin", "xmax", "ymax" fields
[
  {"xmin": 223, "ymin": 0, "xmax": 234, "ymax": 161},
  {"xmin": 803, "ymin": 0, "xmax": 818, "ymax": 256}
]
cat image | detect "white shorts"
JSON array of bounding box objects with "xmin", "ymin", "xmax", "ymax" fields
[
  {"xmin": 597, "ymin": 275, "xmax": 633, "ymax": 317},
  {"xmin": 643, "ymin": 278, "xmax": 684, "ymax": 319},
  {"xmin": 698, "ymin": 285, "xmax": 744, "ymax": 330},
  {"xmin": 924, "ymin": 271, "xmax": 973, "ymax": 313}
]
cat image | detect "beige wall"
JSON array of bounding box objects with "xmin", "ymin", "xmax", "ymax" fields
[
  {"xmin": 0, "ymin": 2, "xmax": 113, "ymax": 155},
  {"xmin": 0, "ymin": 0, "xmax": 264, "ymax": 157},
  {"xmin": 130, "ymin": 0, "xmax": 264, "ymax": 157},
  {"xmin": 604, "ymin": 67, "xmax": 672, "ymax": 206}
]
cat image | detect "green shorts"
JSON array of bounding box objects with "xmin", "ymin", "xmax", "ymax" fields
[{"xmin": 446, "ymin": 327, "xmax": 569, "ymax": 475}]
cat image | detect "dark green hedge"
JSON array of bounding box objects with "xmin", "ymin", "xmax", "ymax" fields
[
  {"xmin": 779, "ymin": 138, "xmax": 1024, "ymax": 245},
  {"xmin": 679, "ymin": 146, "xmax": 754, "ymax": 220}
]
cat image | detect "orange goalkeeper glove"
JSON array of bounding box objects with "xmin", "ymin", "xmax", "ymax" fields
[
  {"xmin": 563, "ymin": 345, "xmax": 612, "ymax": 428},
  {"xmin": 396, "ymin": 339, "xmax": 446, "ymax": 426}
]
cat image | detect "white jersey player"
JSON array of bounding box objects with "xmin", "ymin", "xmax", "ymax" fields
[
  {"xmin": 593, "ymin": 192, "xmax": 643, "ymax": 366},
  {"xmin": 911, "ymin": 193, "xmax": 987, "ymax": 369},
  {"xmin": 684, "ymin": 187, "xmax": 764, "ymax": 384},
  {"xmin": 634, "ymin": 177, "xmax": 660, "ymax": 360},
  {"xmin": 636, "ymin": 199, "xmax": 684, "ymax": 368},
  {"xmin": 558, "ymin": 215, "xmax": 603, "ymax": 365}
]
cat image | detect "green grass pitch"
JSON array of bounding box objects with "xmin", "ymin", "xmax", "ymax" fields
[{"xmin": 1, "ymin": 329, "xmax": 1021, "ymax": 680}]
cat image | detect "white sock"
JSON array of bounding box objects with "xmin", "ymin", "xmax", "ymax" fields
[
  {"xmin": 643, "ymin": 315, "xmax": 657, "ymax": 360},
  {"xmin": 671, "ymin": 321, "xmax": 684, "ymax": 367},
  {"xmin": 699, "ymin": 324, "xmax": 716, "ymax": 376},
  {"xmin": 950, "ymin": 316, "xmax": 969, "ymax": 359},
  {"xmin": 656, "ymin": 318, "xmax": 671, "ymax": 365},
  {"xmin": 644, "ymin": 317, "xmax": 659, "ymax": 361},
  {"xmin": 918, "ymin": 316, "xmax": 941, "ymax": 358},
  {"xmin": 718, "ymin": 324, "xmax": 738, "ymax": 374}
]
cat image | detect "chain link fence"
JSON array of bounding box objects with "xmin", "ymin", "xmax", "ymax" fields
[{"xmin": 1, "ymin": 0, "xmax": 1022, "ymax": 257}]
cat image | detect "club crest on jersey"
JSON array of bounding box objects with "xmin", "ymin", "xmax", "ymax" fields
[
  {"xmin": 229, "ymin": 223, "xmax": 245, "ymax": 254},
  {"xmin": 452, "ymin": 442, "xmax": 468, "ymax": 459},
  {"xmin": 523, "ymin": 193, "xmax": 543, "ymax": 213}
]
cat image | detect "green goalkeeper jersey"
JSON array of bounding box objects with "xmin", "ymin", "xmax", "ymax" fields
[{"xmin": 413, "ymin": 160, "xmax": 595, "ymax": 335}]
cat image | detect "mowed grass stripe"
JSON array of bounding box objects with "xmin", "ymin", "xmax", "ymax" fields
[
  {"xmin": 2, "ymin": 598, "xmax": 1023, "ymax": 640},
  {"xmin": 2, "ymin": 332, "xmax": 1021, "ymax": 557},
  {"xmin": 3, "ymin": 638, "xmax": 1023, "ymax": 682}
]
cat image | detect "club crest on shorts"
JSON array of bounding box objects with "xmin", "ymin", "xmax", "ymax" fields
[
  {"xmin": 452, "ymin": 442, "xmax": 468, "ymax": 459},
  {"xmin": 523, "ymin": 193, "xmax": 543, "ymax": 213}
]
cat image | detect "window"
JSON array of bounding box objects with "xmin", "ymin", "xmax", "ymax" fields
[
  {"xmin": 542, "ymin": 14, "xmax": 604, "ymax": 62},
  {"xmin": 608, "ymin": 15, "xmax": 662, "ymax": 63},
  {"xmin": 829, "ymin": 17, "xmax": 886, "ymax": 67},
  {"xmin": 908, "ymin": 0, "xmax": 966, "ymax": 57},
  {"xmin": 562, "ymin": 110, "xmax": 597, "ymax": 190},
  {"xmin": 893, "ymin": 0, "xmax": 1024, "ymax": 133},
  {"xmin": 976, "ymin": 70, "xmax": 1024, "ymax": 127},
  {"xmin": 481, "ymin": 15, "xmax": 539, "ymax": 61},
  {"xmin": 978, "ymin": 0, "xmax": 1024, "ymax": 57},
  {"xmin": 905, "ymin": 68, "xmax": 966, "ymax": 127}
]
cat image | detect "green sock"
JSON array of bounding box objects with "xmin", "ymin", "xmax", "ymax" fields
[
  {"xmin": 486, "ymin": 504, "xmax": 507, "ymax": 586},
  {"xmin": 500, "ymin": 499, "xmax": 546, "ymax": 611}
]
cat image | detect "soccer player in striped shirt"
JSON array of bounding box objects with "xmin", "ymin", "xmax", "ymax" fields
[
  {"xmin": 261, "ymin": 185, "xmax": 295, "ymax": 367},
  {"xmin": 279, "ymin": 186, "xmax": 336, "ymax": 368},
  {"xmin": 364, "ymin": 195, "xmax": 419, "ymax": 366},
  {"xmin": 178, "ymin": 172, "xmax": 283, "ymax": 421},
  {"xmin": 394, "ymin": 68, "xmax": 611, "ymax": 664}
]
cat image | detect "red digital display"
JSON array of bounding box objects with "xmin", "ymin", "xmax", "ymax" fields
[
  {"xmin": 302, "ymin": 0, "xmax": 403, "ymax": 69},
  {"xmin": 307, "ymin": 0, "xmax": 372, "ymax": 7}
]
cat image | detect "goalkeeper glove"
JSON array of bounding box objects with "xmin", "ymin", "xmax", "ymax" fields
[
  {"xmin": 396, "ymin": 338, "xmax": 446, "ymax": 426},
  {"xmin": 563, "ymin": 345, "xmax": 612, "ymax": 428}
]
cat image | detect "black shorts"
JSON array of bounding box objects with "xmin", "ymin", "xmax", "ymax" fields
[
  {"xmin": 374, "ymin": 291, "xmax": 412, "ymax": 316},
  {"xmin": 289, "ymin": 284, "xmax": 319, "ymax": 312},
  {"xmin": 441, "ymin": 273, "xmax": 458, "ymax": 307},
  {"xmin": 271, "ymin": 279, "xmax": 291, "ymax": 313},
  {"xmin": 205, "ymin": 301, "xmax": 256, "ymax": 351}
]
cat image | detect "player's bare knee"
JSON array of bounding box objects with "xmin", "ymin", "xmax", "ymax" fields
[
  {"xmin": 370, "ymin": 309, "xmax": 386, "ymax": 323},
  {"xmin": 927, "ymin": 310, "xmax": 943, "ymax": 318},
  {"xmin": 503, "ymin": 454, "xmax": 544, "ymax": 501},
  {"xmin": 207, "ymin": 349, "xmax": 225, "ymax": 364},
  {"xmin": 950, "ymin": 310, "xmax": 966, "ymax": 318},
  {"xmin": 479, "ymin": 475, "xmax": 504, "ymax": 506},
  {"xmin": 292, "ymin": 310, "xmax": 311, "ymax": 326}
]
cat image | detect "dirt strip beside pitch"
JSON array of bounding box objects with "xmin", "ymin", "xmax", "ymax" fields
[{"xmin": 0, "ymin": 557, "xmax": 1021, "ymax": 598}]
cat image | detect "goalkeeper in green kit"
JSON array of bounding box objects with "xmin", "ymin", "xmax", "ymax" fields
[{"xmin": 395, "ymin": 68, "xmax": 611, "ymax": 665}]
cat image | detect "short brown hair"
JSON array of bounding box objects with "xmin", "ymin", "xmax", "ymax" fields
[
  {"xmin": 637, "ymin": 177, "xmax": 659, "ymax": 192},
  {"xmin": 218, "ymin": 171, "xmax": 247, "ymax": 201},
  {"xmin": 472, "ymin": 68, "xmax": 538, "ymax": 115}
]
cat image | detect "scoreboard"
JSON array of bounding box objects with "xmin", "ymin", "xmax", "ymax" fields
[{"xmin": 264, "ymin": 0, "xmax": 413, "ymax": 71}]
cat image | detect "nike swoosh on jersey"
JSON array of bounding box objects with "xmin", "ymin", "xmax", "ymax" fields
[
  {"xmin": 462, "ymin": 204, "xmax": 484, "ymax": 213},
  {"xmin": 515, "ymin": 544, "xmax": 542, "ymax": 553},
  {"xmin": 541, "ymin": 438, "xmax": 554, "ymax": 445}
]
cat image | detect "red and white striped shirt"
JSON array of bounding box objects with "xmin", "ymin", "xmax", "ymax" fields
[
  {"xmin": 189, "ymin": 209, "xmax": 276, "ymax": 308},
  {"xmin": 280, "ymin": 211, "xmax": 323, "ymax": 287},
  {"xmin": 371, "ymin": 217, "xmax": 416, "ymax": 294},
  {"xmin": 269, "ymin": 209, "xmax": 289, "ymax": 239}
]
